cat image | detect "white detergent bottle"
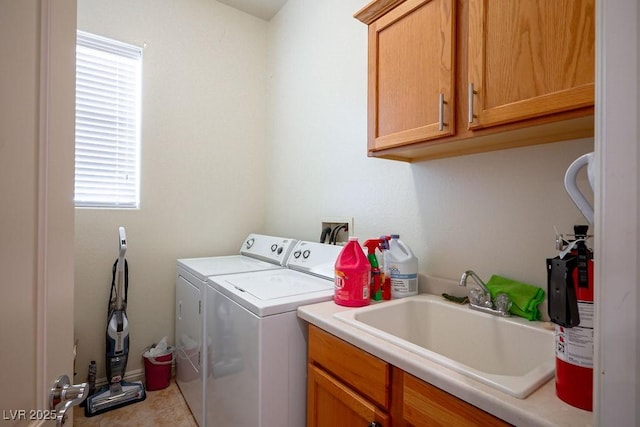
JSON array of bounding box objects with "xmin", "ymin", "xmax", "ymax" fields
[{"xmin": 387, "ymin": 235, "xmax": 418, "ymax": 298}]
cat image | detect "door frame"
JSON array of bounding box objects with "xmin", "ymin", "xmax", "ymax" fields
[
  {"xmin": 34, "ymin": 0, "xmax": 77, "ymax": 415},
  {"xmin": 594, "ymin": 0, "xmax": 640, "ymax": 424}
]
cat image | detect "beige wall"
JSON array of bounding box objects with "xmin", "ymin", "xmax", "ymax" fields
[
  {"xmin": 75, "ymin": 0, "xmax": 268, "ymax": 378},
  {"xmin": 264, "ymin": 0, "xmax": 594, "ymax": 298}
]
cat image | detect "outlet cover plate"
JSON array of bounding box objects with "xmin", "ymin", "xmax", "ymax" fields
[{"xmin": 321, "ymin": 217, "xmax": 354, "ymax": 245}]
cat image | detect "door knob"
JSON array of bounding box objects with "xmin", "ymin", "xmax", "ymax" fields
[{"xmin": 50, "ymin": 375, "xmax": 89, "ymax": 426}]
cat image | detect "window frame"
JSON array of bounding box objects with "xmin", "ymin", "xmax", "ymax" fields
[{"xmin": 74, "ymin": 30, "xmax": 143, "ymax": 209}]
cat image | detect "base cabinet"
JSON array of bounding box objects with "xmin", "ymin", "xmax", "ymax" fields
[
  {"xmin": 308, "ymin": 364, "xmax": 390, "ymax": 427},
  {"xmin": 307, "ymin": 324, "xmax": 509, "ymax": 427},
  {"xmin": 307, "ymin": 324, "xmax": 391, "ymax": 427},
  {"xmin": 403, "ymin": 372, "xmax": 510, "ymax": 426}
]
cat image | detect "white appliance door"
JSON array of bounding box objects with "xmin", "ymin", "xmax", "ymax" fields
[
  {"xmin": 178, "ymin": 255, "xmax": 282, "ymax": 279},
  {"xmin": 213, "ymin": 269, "xmax": 334, "ymax": 316},
  {"xmin": 206, "ymin": 285, "xmax": 259, "ymax": 427},
  {"xmin": 175, "ymin": 274, "xmax": 204, "ymax": 426}
]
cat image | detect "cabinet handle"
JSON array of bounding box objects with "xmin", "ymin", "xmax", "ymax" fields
[
  {"xmin": 367, "ymin": 423, "xmax": 382, "ymax": 427},
  {"xmin": 468, "ymin": 82, "xmax": 476, "ymax": 123},
  {"xmin": 438, "ymin": 93, "xmax": 446, "ymax": 131}
]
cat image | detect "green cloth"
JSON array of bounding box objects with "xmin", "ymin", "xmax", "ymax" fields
[{"xmin": 485, "ymin": 275, "xmax": 545, "ymax": 321}]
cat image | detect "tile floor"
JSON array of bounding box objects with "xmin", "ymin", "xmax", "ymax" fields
[{"xmin": 73, "ymin": 379, "xmax": 197, "ymax": 427}]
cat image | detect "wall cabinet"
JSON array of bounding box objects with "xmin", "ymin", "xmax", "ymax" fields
[
  {"xmin": 467, "ymin": 0, "xmax": 595, "ymax": 129},
  {"xmin": 307, "ymin": 324, "xmax": 508, "ymax": 426},
  {"xmin": 363, "ymin": 0, "xmax": 456, "ymax": 151},
  {"xmin": 355, "ymin": 0, "xmax": 595, "ymax": 161}
]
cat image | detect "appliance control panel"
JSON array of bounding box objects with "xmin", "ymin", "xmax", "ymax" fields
[
  {"xmin": 240, "ymin": 234, "xmax": 297, "ymax": 266},
  {"xmin": 286, "ymin": 241, "xmax": 342, "ymax": 279}
]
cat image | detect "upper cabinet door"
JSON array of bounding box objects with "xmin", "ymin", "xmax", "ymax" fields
[
  {"xmin": 369, "ymin": 0, "xmax": 455, "ymax": 151},
  {"xmin": 467, "ymin": 0, "xmax": 595, "ymax": 129}
]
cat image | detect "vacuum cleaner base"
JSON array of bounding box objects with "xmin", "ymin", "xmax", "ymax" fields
[{"xmin": 84, "ymin": 381, "xmax": 146, "ymax": 417}]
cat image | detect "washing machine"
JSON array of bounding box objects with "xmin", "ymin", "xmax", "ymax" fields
[
  {"xmin": 205, "ymin": 241, "xmax": 342, "ymax": 427},
  {"xmin": 175, "ymin": 234, "xmax": 297, "ymax": 426}
]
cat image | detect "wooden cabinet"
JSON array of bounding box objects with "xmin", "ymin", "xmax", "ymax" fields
[
  {"xmin": 355, "ymin": 0, "xmax": 595, "ymax": 161},
  {"xmin": 307, "ymin": 324, "xmax": 508, "ymax": 426},
  {"xmin": 308, "ymin": 365, "xmax": 390, "ymax": 426},
  {"xmin": 402, "ymin": 371, "xmax": 510, "ymax": 426},
  {"xmin": 307, "ymin": 324, "xmax": 391, "ymax": 427},
  {"xmin": 467, "ymin": 0, "xmax": 595, "ymax": 129},
  {"xmin": 364, "ymin": 0, "xmax": 456, "ymax": 152}
]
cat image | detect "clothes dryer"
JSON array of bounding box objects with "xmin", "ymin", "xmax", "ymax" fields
[
  {"xmin": 175, "ymin": 234, "xmax": 296, "ymax": 426},
  {"xmin": 205, "ymin": 241, "xmax": 342, "ymax": 427}
]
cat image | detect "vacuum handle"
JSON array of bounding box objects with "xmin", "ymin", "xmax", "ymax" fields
[
  {"xmin": 118, "ymin": 227, "xmax": 127, "ymax": 260},
  {"xmin": 114, "ymin": 226, "xmax": 128, "ymax": 310}
]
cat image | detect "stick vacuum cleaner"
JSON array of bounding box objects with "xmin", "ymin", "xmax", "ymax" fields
[{"xmin": 85, "ymin": 227, "xmax": 146, "ymax": 416}]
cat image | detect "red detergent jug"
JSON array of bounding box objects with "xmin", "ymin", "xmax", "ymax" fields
[{"xmin": 334, "ymin": 237, "xmax": 371, "ymax": 307}]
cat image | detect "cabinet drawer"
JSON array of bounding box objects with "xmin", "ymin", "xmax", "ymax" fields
[
  {"xmin": 403, "ymin": 372, "xmax": 510, "ymax": 426},
  {"xmin": 308, "ymin": 325, "xmax": 390, "ymax": 409}
]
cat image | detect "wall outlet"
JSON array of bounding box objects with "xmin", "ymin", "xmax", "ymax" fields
[{"xmin": 320, "ymin": 217, "xmax": 354, "ymax": 245}]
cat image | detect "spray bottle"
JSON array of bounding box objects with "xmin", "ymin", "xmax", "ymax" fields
[
  {"xmin": 379, "ymin": 236, "xmax": 392, "ymax": 300},
  {"xmin": 364, "ymin": 239, "xmax": 382, "ymax": 301}
]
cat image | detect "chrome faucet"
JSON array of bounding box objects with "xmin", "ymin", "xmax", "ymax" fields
[{"xmin": 459, "ymin": 270, "xmax": 511, "ymax": 317}]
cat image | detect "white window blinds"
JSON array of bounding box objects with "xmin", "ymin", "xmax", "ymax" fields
[{"xmin": 75, "ymin": 31, "xmax": 142, "ymax": 208}]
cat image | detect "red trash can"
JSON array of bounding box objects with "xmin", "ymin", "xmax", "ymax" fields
[{"xmin": 143, "ymin": 346, "xmax": 174, "ymax": 391}]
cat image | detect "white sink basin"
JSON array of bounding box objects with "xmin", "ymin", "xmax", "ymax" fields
[{"xmin": 334, "ymin": 294, "xmax": 555, "ymax": 398}]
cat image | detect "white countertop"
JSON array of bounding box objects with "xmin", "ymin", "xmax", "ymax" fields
[{"xmin": 298, "ymin": 297, "xmax": 593, "ymax": 427}]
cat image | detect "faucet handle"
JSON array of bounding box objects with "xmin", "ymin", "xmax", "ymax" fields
[
  {"xmin": 494, "ymin": 293, "xmax": 512, "ymax": 315},
  {"xmin": 469, "ymin": 287, "xmax": 491, "ymax": 307}
]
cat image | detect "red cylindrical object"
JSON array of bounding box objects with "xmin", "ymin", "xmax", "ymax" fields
[
  {"xmin": 555, "ymin": 256, "xmax": 594, "ymax": 411},
  {"xmin": 334, "ymin": 237, "xmax": 370, "ymax": 307},
  {"xmin": 144, "ymin": 350, "xmax": 173, "ymax": 391},
  {"xmin": 371, "ymin": 267, "xmax": 382, "ymax": 299},
  {"xmin": 556, "ymin": 358, "xmax": 593, "ymax": 411}
]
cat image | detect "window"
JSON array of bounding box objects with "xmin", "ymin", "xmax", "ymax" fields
[{"xmin": 74, "ymin": 31, "xmax": 142, "ymax": 208}]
